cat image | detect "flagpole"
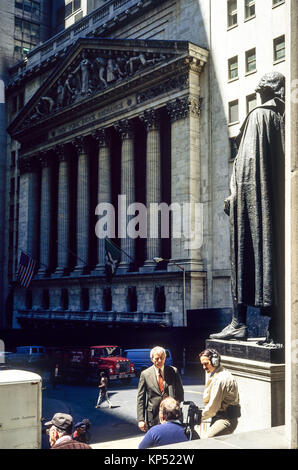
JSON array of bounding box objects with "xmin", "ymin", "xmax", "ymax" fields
[
  {"xmin": 18, "ymin": 249, "xmax": 47, "ymax": 269},
  {"xmin": 106, "ymin": 237, "xmax": 135, "ymax": 263},
  {"xmin": 55, "ymin": 240, "xmax": 89, "ymax": 266}
]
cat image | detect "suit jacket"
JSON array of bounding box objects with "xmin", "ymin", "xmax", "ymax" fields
[{"xmin": 137, "ymin": 365, "xmax": 184, "ymax": 428}]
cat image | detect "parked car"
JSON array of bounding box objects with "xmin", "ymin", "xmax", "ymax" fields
[
  {"xmin": 8, "ymin": 346, "xmax": 46, "ymax": 366},
  {"xmin": 122, "ymin": 348, "xmax": 173, "ymax": 375}
]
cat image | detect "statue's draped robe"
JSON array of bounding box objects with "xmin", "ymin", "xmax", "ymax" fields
[{"xmin": 229, "ymin": 98, "xmax": 285, "ymax": 315}]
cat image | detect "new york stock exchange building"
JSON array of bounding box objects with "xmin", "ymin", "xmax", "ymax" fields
[{"xmin": 5, "ymin": 0, "xmax": 277, "ymax": 350}]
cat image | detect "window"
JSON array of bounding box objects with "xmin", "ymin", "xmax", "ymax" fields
[
  {"xmin": 15, "ymin": 17, "xmax": 22, "ymax": 35},
  {"xmin": 228, "ymin": 56, "xmax": 238, "ymax": 80},
  {"xmin": 15, "ymin": 0, "xmax": 40, "ymax": 17},
  {"xmin": 25, "ymin": 290, "xmax": 33, "ymax": 309},
  {"xmin": 65, "ymin": 0, "xmax": 81, "ymax": 18},
  {"xmin": 273, "ymin": 35, "xmax": 285, "ymax": 62},
  {"xmin": 246, "ymin": 48, "xmax": 256, "ymax": 73},
  {"xmin": 245, "ymin": 0, "xmax": 255, "ymax": 19},
  {"xmin": 246, "ymin": 93, "xmax": 257, "ymax": 113},
  {"xmin": 230, "ymin": 138, "xmax": 238, "ymax": 159},
  {"xmin": 42, "ymin": 289, "xmax": 50, "ymax": 310},
  {"xmin": 229, "ymin": 100, "xmax": 239, "ymax": 124},
  {"xmin": 14, "ymin": 39, "xmax": 35, "ymax": 59},
  {"xmin": 127, "ymin": 286, "xmax": 137, "ymax": 312},
  {"xmin": 14, "ymin": 17, "xmax": 40, "ymax": 59},
  {"xmin": 272, "ymin": 0, "xmax": 285, "ymax": 6},
  {"xmin": 61, "ymin": 289, "xmax": 69, "ymax": 310},
  {"xmin": 227, "ymin": 0, "xmax": 237, "ymax": 28},
  {"xmin": 81, "ymin": 288, "xmax": 89, "ymax": 311},
  {"xmin": 103, "ymin": 287, "xmax": 112, "ymax": 311}
]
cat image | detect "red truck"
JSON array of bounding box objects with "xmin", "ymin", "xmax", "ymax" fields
[{"xmin": 46, "ymin": 345, "xmax": 135, "ymax": 383}]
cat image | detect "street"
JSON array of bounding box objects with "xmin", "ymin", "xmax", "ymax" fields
[{"xmin": 41, "ymin": 374, "xmax": 205, "ymax": 449}]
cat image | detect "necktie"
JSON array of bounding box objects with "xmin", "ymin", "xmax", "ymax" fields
[{"xmin": 158, "ymin": 370, "xmax": 164, "ymax": 393}]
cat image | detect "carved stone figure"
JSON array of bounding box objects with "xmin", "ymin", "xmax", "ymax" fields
[
  {"xmin": 56, "ymin": 79, "xmax": 65, "ymax": 108},
  {"xmin": 64, "ymin": 73, "xmax": 76, "ymax": 104},
  {"xmin": 74, "ymin": 50, "xmax": 92, "ymax": 95},
  {"xmin": 95, "ymin": 57, "xmax": 107, "ymax": 87},
  {"xmin": 106, "ymin": 58, "xmax": 120, "ymax": 83},
  {"xmin": 129, "ymin": 52, "xmax": 147, "ymax": 74},
  {"xmin": 210, "ymin": 72, "xmax": 285, "ymax": 346}
]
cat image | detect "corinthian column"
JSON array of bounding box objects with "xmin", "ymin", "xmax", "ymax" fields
[
  {"xmin": 72, "ymin": 136, "xmax": 89, "ymax": 275},
  {"xmin": 18, "ymin": 156, "xmax": 39, "ymax": 263},
  {"xmin": 93, "ymin": 129, "xmax": 112, "ymax": 273},
  {"xmin": 140, "ymin": 109, "xmax": 161, "ymax": 272},
  {"xmin": 167, "ymin": 96, "xmax": 203, "ymax": 271},
  {"xmin": 37, "ymin": 151, "xmax": 51, "ymax": 276},
  {"xmin": 114, "ymin": 119, "xmax": 135, "ymax": 272},
  {"xmin": 54, "ymin": 145, "xmax": 70, "ymax": 276}
]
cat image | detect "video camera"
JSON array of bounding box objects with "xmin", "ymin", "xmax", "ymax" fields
[{"xmin": 180, "ymin": 401, "xmax": 202, "ymax": 440}]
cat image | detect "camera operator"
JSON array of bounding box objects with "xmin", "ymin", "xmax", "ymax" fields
[
  {"xmin": 138, "ymin": 397, "xmax": 188, "ymax": 449},
  {"xmin": 199, "ymin": 348, "xmax": 241, "ymax": 438}
]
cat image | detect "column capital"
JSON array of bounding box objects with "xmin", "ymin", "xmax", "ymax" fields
[
  {"xmin": 18, "ymin": 156, "xmax": 37, "ymax": 174},
  {"xmin": 114, "ymin": 119, "xmax": 134, "ymax": 140},
  {"xmin": 139, "ymin": 109, "xmax": 161, "ymax": 131},
  {"xmin": 92, "ymin": 128, "xmax": 110, "ymax": 147},
  {"xmin": 54, "ymin": 144, "xmax": 69, "ymax": 163},
  {"xmin": 167, "ymin": 96, "xmax": 201, "ymax": 122},
  {"xmin": 38, "ymin": 150, "xmax": 51, "ymax": 168},
  {"xmin": 73, "ymin": 135, "xmax": 90, "ymax": 154}
]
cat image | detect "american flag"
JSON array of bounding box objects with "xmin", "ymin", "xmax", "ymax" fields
[{"xmin": 17, "ymin": 251, "xmax": 37, "ymax": 288}]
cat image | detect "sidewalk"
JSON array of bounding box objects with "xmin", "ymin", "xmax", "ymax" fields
[{"xmin": 90, "ymin": 425, "xmax": 288, "ymax": 450}]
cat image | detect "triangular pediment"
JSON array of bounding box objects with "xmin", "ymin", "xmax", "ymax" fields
[{"xmin": 8, "ymin": 37, "xmax": 208, "ymax": 141}]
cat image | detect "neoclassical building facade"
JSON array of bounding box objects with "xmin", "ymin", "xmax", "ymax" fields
[{"xmin": 8, "ymin": 36, "xmax": 209, "ymax": 328}]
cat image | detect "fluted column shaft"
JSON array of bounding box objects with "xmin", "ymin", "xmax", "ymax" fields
[
  {"xmin": 115, "ymin": 120, "xmax": 135, "ymax": 269},
  {"xmin": 94, "ymin": 129, "xmax": 111, "ymax": 271},
  {"xmin": 73, "ymin": 137, "xmax": 89, "ymax": 272},
  {"xmin": 18, "ymin": 157, "xmax": 39, "ymax": 262},
  {"xmin": 141, "ymin": 110, "xmax": 161, "ymax": 269},
  {"xmin": 38, "ymin": 152, "xmax": 51, "ymax": 275},
  {"xmin": 55, "ymin": 148, "xmax": 69, "ymax": 275}
]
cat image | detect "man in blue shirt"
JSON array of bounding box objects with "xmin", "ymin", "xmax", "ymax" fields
[{"xmin": 138, "ymin": 396, "xmax": 188, "ymax": 449}]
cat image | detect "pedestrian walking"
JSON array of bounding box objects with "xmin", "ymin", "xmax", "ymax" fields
[{"xmin": 95, "ymin": 372, "xmax": 113, "ymax": 409}]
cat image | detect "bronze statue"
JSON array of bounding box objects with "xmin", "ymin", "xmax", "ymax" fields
[{"xmin": 210, "ymin": 72, "xmax": 285, "ymax": 346}]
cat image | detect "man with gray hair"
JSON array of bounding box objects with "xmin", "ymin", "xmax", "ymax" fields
[
  {"xmin": 210, "ymin": 72, "xmax": 285, "ymax": 346},
  {"xmin": 137, "ymin": 346, "xmax": 184, "ymax": 432}
]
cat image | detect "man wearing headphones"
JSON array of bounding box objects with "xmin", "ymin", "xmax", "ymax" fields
[{"xmin": 199, "ymin": 348, "xmax": 240, "ymax": 438}]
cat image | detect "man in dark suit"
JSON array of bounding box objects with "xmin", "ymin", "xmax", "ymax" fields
[
  {"xmin": 45, "ymin": 413, "xmax": 92, "ymax": 449},
  {"xmin": 137, "ymin": 346, "xmax": 184, "ymax": 432}
]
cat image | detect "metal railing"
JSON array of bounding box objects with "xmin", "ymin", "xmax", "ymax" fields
[{"xmin": 17, "ymin": 308, "xmax": 172, "ymax": 326}]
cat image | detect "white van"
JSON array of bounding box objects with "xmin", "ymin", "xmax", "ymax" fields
[
  {"xmin": 122, "ymin": 348, "xmax": 173, "ymax": 375},
  {"xmin": 0, "ymin": 369, "xmax": 42, "ymax": 449}
]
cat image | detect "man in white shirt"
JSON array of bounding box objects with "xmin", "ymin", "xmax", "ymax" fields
[
  {"xmin": 137, "ymin": 346, "xmax": 184, "ymax": 431},
  {"xmin": 199, "ymin": 348, "xmax": 240, "ymax": 438}
]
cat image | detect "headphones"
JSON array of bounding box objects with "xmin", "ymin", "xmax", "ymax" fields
[{"xmin": 209, "ymin": 349, "xmax": 220, "ymax": 367}]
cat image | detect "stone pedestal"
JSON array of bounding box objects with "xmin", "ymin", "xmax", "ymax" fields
[{"xmin": 206, "ymin": 339, "xmax": 285, "ymax": 434}]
